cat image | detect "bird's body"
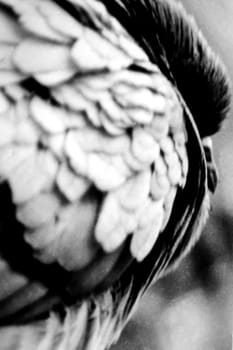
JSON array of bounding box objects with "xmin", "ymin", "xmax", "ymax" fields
[{"xmin": 0, "ymin": 0, "xmax": 230, "ymax": 349}]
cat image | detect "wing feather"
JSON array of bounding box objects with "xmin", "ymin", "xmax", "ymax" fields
[{"xmin": 0, "ymin": 1, "xmax": 230, "ymax": 350}]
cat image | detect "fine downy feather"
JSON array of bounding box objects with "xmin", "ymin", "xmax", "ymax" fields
[{"xmin": 0, "ymin": 0, "xmax": 230, "ymax": 349}]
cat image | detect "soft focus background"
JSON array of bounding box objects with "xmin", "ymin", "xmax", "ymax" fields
[{"xmin": 113, "ymin": 1, "xmax": 233, "ymax": 349}]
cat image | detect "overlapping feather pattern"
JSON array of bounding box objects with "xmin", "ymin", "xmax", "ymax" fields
[{"xmin": 0, "ymin": 0, "xmax": 230, "ymax": 349}]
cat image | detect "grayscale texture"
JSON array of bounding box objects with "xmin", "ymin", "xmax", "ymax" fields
[{"xmin": 0, "ymin": 1, "xmax": 231, "ymax": 349}]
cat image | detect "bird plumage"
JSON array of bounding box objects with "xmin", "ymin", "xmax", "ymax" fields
[{"xmin": 0, "ymin": 0, "xmax": 230, "ymax": 349}]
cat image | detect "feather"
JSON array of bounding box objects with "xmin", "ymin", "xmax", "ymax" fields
[
  {"xmin": 0, "ymin": 1, "xmax": 230, "ymax": 350},
  {"xmin": 0, "ymin": 7, "xmax": 25, "ymax": 43},
  {"xmin": 101, "ymin": 0, "xmax": 231, "ymax": 136},
  {"xmin": 13, "ymin": 39, "xmax": 74, "ymax": 74}
]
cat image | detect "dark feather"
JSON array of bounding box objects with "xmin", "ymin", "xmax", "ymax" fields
[
  {"xmin": 100, "ymin": 0, "xmax": 231, "ymax": 136},
  {"xmin": 112, "ymin": 97, "xmax": 210, "ymax": 316}
]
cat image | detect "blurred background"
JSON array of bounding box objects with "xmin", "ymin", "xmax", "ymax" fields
[{"xmin": 113, "ymin": 1, "xmax": 233, "ymax": 349}]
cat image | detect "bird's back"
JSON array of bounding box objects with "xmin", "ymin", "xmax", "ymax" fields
[{"xmin": 0, "ymin": 0, "xmax": 230, "ymax": 349}]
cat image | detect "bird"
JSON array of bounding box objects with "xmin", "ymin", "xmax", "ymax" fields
[{"xmin": 0, "ymin": 0, "xmax": 230, "ymax": 349}]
